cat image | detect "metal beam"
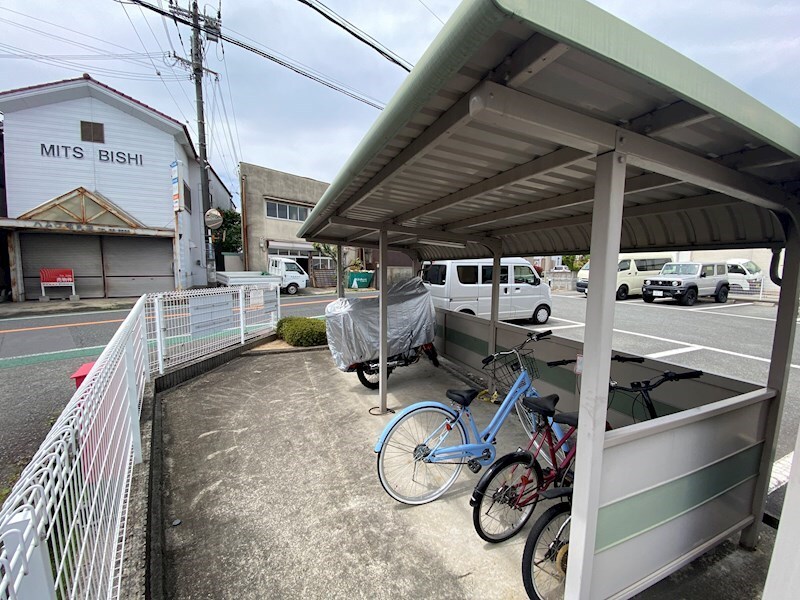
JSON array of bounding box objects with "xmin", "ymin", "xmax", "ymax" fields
[
  {"xmin": 378, "ymin": 229, "xmax": 389, "ymax": 414},
  {"xmin": 566, "ymin": 151, "xmax": 627, "ymax": 598},
  {"xmin": 494, "ymin": 34, "xmax": 569, "ymax": 88},
  {"xmin": 719, "ymin": 146, "xmax": 799, "ymax": 171},
  {"xmin": 328, "ymin": 216, "xmax": 501, "ymax": 251},
  {"xmin": 626, "ymin": 100, "xmax": 713, "ymax": 135},
  {"xmin": 496, "ymin": 192, "xmax": 736, "ymax": 238},
  {"xmin": 332, "ymin": 93, "xmax": 474, "ymax": 217},
  {"xmin": 393, "ymin": 147, "xmax": 591, "ymax": 224},
  {"xmin": 469, "ymin": 81, "xmax": 795, "ymax": 211},
  {"xmin": 447, "ymin": 172, "xmax": 678, "ymax": 231}
]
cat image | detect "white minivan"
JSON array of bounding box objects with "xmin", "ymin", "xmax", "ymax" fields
[
  {"xmin": 422, "ymin": 257, "xmax": 552, "ymax": 323},
  {"xmin": 576, "ymin": 253, "xmax": 674, "ymax": 300},
  {"xmin": 726, "ymin": 258, "xmax": 764, "ymax": 292},
  {"xmin": 268, "ymin": 256, "xmax": 309, "ymax": 295}
]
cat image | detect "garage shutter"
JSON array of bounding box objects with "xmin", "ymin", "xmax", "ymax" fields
[
  {"xmin": 102, "ymin": 236, "xmax": 174, "ymax": 297},
  {"xmin": 21, "ymin": 233, "xmax": 104, "ymax": 298}
]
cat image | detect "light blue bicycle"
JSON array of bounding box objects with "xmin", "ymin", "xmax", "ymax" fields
[{"xmin": 375, "ymin": 330, "xmax": 561, "ymax": 504}]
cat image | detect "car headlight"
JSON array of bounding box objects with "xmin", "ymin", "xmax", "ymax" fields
[
  {"xmin": 644, "ymin": 279, "xmax": 651, "ymax": 286},
  {"xmin": 672, "ymin": 280, "xmax": 680, "ymax": 286}
]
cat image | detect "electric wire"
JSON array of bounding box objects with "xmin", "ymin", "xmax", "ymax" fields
[
  {"xmin": 416, "ymin": 0, "xmax": 445, "ymax": 25},
  {"xmin": 296, "ymin": 0, "xmax": 413, "ymax": 72},
  {"xmin": 219, "ymin": 39, "xmax": 243, "ymax": 161},
  {"xmin": 128, "ymin": 0, "xmax": 386, "ymax": 110}
]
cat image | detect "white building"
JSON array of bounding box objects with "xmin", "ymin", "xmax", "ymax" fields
[{"xmin": 0, "ymin": 74, "xmax": 232, "ymax": 300}]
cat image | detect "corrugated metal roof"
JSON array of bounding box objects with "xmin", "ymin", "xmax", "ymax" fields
[{"xmin": 298, "ymin": 0, "xmax": 800, "ymax": 261}]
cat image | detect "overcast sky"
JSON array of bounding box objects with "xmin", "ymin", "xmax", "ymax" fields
[{"xmin": 1, "ymin": 0, "xmax": 798, "ymax": 205}]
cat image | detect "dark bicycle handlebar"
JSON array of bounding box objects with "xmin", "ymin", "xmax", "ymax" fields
[
  {"xmin": 612, "ymin": 369, "xmax": 703, "ymax": 392},
  {"xmin": 546, "ymin": 354, "xmax": 644, "ymax": 368},
  {"xmin": 482, "ymin": 330, "xmax": 552, "ymax": 365}
]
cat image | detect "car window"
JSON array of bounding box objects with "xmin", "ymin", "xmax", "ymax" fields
[
  {"xmin": 423, "ymin": 265, "xmax": 446, "ymax": 285},
  {"xmin": 618, "ymin": 259, "xmax": 630, "ymax": 271},
  {"xmin": 514, "ymin": 265, "xmax": 538, "ymax": 285},
  {"xmin": 457, "ymin": 265, "xmax": 478, "ymax": 284},
  {"xmin": 650, "ymin": 259, "xmax": 670, "ymax": 272},
  {"xmin": 285, "ymin": 262, "xmax": 302, "ymax": 272},
  {"xmin": 728, "ymin": 264, "xmax": 747, "ymax": 275},
  {"xmin": 481, "ymin": 265, "xmax": 509, "ymax": 284},
  {"xmin": 744, "ymin": 261, "xmax": 761, "ymax": 274},
  {"xmin": 716, "ymin": 265, "xmax": 726, "ymax": 275},
  {"xmin": 702, "ymin": 265, "xmax": 715, "ymax": 277},
  {"xmin": 661, "ymin": 263, "xmax": 699, "ymax": 276}
]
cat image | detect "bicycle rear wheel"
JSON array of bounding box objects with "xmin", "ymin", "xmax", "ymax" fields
[
  {"xmin": 472, "ymin": 453, "xmax": 542, "ymax": 542},
  {"xmin": 521, "ymin": 502, "xmax": 572, "ymax": 600},
  {"xmin": 377, "ymin": 406, "xmax": 467, "ymax": 504}
]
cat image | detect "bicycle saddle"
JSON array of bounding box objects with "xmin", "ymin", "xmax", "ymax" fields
[
  {"xmin": 521, "ymin": 394, "xmax": 559, "ymax": 416},
  {"xmin": 446, "ymin": 389, "xmax": 479, "ymax": 407},
  {"xmin": 553, "ymin": 411, "xmax": 578, "ymax": 428}
]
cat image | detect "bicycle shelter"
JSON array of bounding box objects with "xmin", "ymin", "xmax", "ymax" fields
[{"xmin": 298, "ymin": 1, "xmax": 800, "ymax": 597}]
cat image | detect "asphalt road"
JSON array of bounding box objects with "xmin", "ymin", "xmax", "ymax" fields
[{"xmin": 0, "ymin": 290, "xmax": 795, "ymax": 519}]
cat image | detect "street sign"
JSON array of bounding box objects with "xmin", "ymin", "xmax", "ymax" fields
[{"xmin": 204, "ymin": 208, "xmax": 224, "ymax": 230}]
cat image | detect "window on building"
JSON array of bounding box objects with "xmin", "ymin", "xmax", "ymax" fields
[
  {"xmin": 184, "ymin": 183, "xmax": 192, "ymax": 213},
  {"xmin": 265, "ymin": 199, "xmax": 311, "ymax": 222},
  {"xmin": 80, "ymin": 121, "xmax": 104, "ymax": 143}
]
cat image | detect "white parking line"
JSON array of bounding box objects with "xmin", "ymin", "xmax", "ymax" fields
[
  {"xmin": 646, "ymin": 346, "xmax": 703, "ymax": 359},
  {"xmin": 770, "ymin": 452, "xmax": 794, "ymax": 493},
  {"xmin": 544, "ymin": 324, "xmax": 586, "ymax": 331},
  {"xmin": 690, "ymin": 302, "xmax": 753, "ymax": 311},
  {"xmin": 549, "ymin": 316, "xmax": 586, "ymax": 325}
]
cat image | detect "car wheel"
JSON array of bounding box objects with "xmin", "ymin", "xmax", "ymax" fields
[
  {"xmin": 680, "ymin": 288, "xmax": 698, "ymax": 306},
  {"xmin": 532, "ymin": 304, "xmax": 551, "ymax": 324},
  {"xmin": 715, "ymin": 285, "xmax": 729, "ymax": 303},
  {"xmin": 286, "ymin": 283, "xmax": 299, "ymax": 295},
  {"xmin": 459, "ymin": 309, "xmax": 475, "ymax": 316},
  {"xmin": 616, "ymin": 285, "xmax": 629, "ymax": 301},
  {"xmin": 643, "ymin": 294, "xmax": 654, "ymax": 303}
]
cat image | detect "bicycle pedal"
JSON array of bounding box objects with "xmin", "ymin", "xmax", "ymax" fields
[{"xmin": 467, "ymin": 459, "xmax": 482, "ymax": 474}]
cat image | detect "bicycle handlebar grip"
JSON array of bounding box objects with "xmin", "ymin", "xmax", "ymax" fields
[
  {"xmin": 482, "ymin": 355, "xmax": 495, "ymax": 366},
  {"xmin": 547, "ymin": 359, "xmax": 574, "ymax": 367},
  {"xmin": 612, "ymin": 354, "xmax": 645, "ymax": 363},
  {"xmin": 535, "ymin": 330, "xmax": 552, "ymax": 341},
  {"xmin": 671, "ymin": 370, "xmax": 703, "ymax": 380}
]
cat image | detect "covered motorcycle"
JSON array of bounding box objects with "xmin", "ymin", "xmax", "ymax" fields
[{"xmin": 325, "ymin": 277, "xmax": 439, "ymax": 388}]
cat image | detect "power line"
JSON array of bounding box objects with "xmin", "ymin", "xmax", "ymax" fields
[
  {"xmin": 416, "ymin": 0, "xmax": 445, "ymax": 25},
  {"xmin": 219, "ymin": 41, "xmax": 242, "ymax": 161},
  {"xmin": 296, "ymin": 0, "xmax": 413, "ymax": 72},
  {"xmin": 128, "ymin": 0, "xmax": 386, "ymax": 110}
]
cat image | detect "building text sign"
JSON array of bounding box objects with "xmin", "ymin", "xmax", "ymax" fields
[{"xmin": 40, "ymin": 144, "xmax": 144, "ymax": 166}]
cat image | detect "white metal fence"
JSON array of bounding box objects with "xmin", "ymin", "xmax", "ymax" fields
[
  {"xmin": 0, "ymin": 284, "xmax": 279, "ymax": 599},
  {"xmin": 145, "ymin": 284, "xmax": 280, "ymax": 375}
]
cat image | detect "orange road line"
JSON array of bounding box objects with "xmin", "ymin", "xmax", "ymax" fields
[{"xmin": 0, "ymin": 318, "xmax": 125, "ymax": 335}]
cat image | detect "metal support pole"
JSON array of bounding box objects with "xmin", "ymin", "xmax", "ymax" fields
[
  {"xmin": 336, "ymin": 245, "xmax": 345, "ymax": 298},
  {"xmin": 742, "ymin": 219, "xmax": 800, "ymax": 550},
  {"xmin": 565, "ymin": 151, "xmax": 626, "ymax": 599},
  {"xmin": 411, "ymin": 255, "xmax": 421, "ymax": 279},
  {"xmin": 139, "ymin": 303, "xmax": 151, "ymax": 382},
  {"xmin": 489, "ymin": 250, "xmax": 501, "ymax": 361},
  {"xmin": 0, "ymin": 511, "xmax": 57, "ymax": 599},
  {"xmin": 154, "ymin": 295, "xmax": 166, "ymax": 375},
  {"xmin": 124, "ymin": 337, "xmax": 143, "ymax": 464},
  {"xmin": 379, "ymin": 230, "xmax": 389, "ymax": 413},
  {"xmin": 8, "ymin": 231, "xmax": 25, "ymax": 302},
  {"xmin": 239, "ymin": 288, "xmax": 247, "ymax": 344}
]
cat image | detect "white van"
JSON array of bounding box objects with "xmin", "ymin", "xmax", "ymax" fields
[
  {"xmin": 422, "ymin": 257, "xmax": 552, "ymax": 323},
  {"xmin": 576, "ymin": 253, "xmax": 674, "ymax": 300},
  {"xmin": 726, "ymin": 258, "xmax": 764, "ymax": 292},
  {"xmin": 268, "ymin": 256, "xmax": 309, "ymax": 295}
]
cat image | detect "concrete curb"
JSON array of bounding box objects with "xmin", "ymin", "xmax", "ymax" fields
[
  {"xmin": 0, "ymin": 300, "xmax": 137, "ymax": 319},
  {"xmin": 244, "ymin": 344, "xmax": 329, "ymax": 355}
]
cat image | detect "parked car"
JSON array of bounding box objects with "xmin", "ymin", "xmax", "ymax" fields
[
  {"xmin": 551, "ymin": 265, "xmax": 571, "ymax": 272},
  {"xmin": 642, "ymin": 262, "xmax": 729, "ymax": 306},
  {"xmin": 422, "ymin": 257, "xmax": 552, "ymax": 323},
  {"xmin": 726, "ymin": 258, "xmax": 764, "ymax": 292},
  {"xmin": 576, "ymin": 253, "xmax": 674, "ymax": 300}
]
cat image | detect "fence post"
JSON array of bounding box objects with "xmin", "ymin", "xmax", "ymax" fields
[
  {"xmin": 154, "ymin": 295, "xmax": 166, "ymax": 375},
  {"xmin": 124, "ymin": 336, "xmax": 143, "ymax": 465},
  {"xmin": 274, "ymin": 284, "xmax": 280, "ymax": 330},
  {"xmin": 0, "ymin": 511, "xmax": 57, "ymax": 600},
  {"xmin": 239, "ymin": 288, "xmax": 246, "ymax": 345},
  {"xmin": 140, "ymin": 300, "xmax": 151, "ymax": 382}
]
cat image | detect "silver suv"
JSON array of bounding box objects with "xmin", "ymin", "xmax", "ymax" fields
[{"xmin": 642, "ymin": 262, "xmax": 729, "ymax": 306}]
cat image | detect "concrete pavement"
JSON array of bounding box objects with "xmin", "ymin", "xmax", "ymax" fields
[{"xmin": 156, "ymin": 348, "xmax": 776, "ymax": 599}]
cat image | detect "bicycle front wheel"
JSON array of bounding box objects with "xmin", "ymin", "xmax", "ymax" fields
[
  {"xmin": 472, "ymin": 453, "xmax": 542, "ymax": 543},
  {"xmin": 521, "ymin": 502, "xmax": 572, "ymax": 600},
  {"xmin": 377, "ymin": 406, "xmax": 467, "ymax": 504}
]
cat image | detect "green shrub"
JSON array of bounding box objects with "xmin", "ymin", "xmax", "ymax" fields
[
  {"xmin": 276, "ymin": 316, "xmax": 306, "ymax": 339},
  {"xmin": 281, "ymin": 318, "xmax": 328, "ymax": 347}
]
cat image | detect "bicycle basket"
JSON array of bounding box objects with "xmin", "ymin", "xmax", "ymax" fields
[{"xmin": 486, "ymin": 348, "xmax": 540, "ymax": 392}]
